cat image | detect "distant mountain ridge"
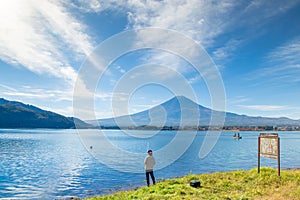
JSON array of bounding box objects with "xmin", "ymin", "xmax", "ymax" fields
[
  {"xmin": 91, "ymin": 96, "xmax": 300, "ymax": 127},
  {"xmin": 1, "ymin": 96, "xmax": 299, "ymax": 129},
  {"xmin": 0, "ymin": 98, "xmax": 91, "ymax": 129}
]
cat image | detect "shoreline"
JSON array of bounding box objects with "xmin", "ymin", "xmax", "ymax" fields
[{"xmin": 1, "ymin": 124, "xmax": 299, "ymax": 132}]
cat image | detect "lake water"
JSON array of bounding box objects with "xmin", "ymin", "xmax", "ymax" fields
[{"xmin": 1, "ymin": 129, "xmax": 300, "ymax": 199}]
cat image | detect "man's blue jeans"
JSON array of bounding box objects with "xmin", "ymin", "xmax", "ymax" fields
[{"xmin": 146, "ymin": 170, "xmax": 155, "ymax": 186}]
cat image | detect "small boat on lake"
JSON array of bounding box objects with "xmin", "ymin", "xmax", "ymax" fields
[{"xmin": 233, "ymin": 132, "xmax": 242, "ymax": 139}]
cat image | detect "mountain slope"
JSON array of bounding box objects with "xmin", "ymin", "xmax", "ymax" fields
[
  {"xmin": 93, "ymin": 96, "xmax": 300, "ymax": 127},
  {"xmin": 0, "ymin": 98, "xmax": 90, "ymax": 128}
]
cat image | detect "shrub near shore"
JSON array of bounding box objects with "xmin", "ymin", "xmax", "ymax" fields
[{"xmin": 87, "ymin": 168, "xmax": 300, "ymax": 200}]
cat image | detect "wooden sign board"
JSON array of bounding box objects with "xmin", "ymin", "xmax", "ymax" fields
[
  {"xmin": 260, "ymin": 134, "xmax": 279, "ymax": 159},
  {"xmin": 258, "ymin": 133, "xmax": 280, "ymax": 176}
]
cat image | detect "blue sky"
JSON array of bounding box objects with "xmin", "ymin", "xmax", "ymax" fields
[{"xmin": 1, "ymin": 0, "xmax": 300, "ymax": 120}]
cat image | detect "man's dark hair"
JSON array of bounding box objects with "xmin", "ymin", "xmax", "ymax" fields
[{"xmin": 147, "ymin": 150, "xmax": 152, "ymax": 153}]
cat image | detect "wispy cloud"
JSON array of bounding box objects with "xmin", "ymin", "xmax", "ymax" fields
[
  {"xmin": 1, "ymin": 85, "xmax": 73, "ymax": 102},
  {"xmin": 267, "ymin": 36, "xmax": 300, "ymax": 66},
  {"xmin": 126, "ymin": 0, "xmax": 297, "ymax": 48},
  {"xmin": 243, "ymin": 0, "xmax": 299, "ymax": 21},
  {"xmin": 212, "ymin": 39, "xmax": 243, "ymax": 61},
  {"xmin": 0, "ymin": 84, "xmax": 75, "ymax": 116},
  {"xmin": 65, "ymin": 0, "xmax": 102, "ymax": 13},
  {"xmin": 0, "ymin": 0, "xmax": 94, "ymax": 85},
  {"xmin": 114, "ymin": 65, "xmax": 126, "ymax": 74},
  {"xmin": 211, "ymin": 0, "xmax": 299, "ymax": 64},
  {"xmin": 239, "ymin": 104, "xmax": 288, "ymax": 112},
  {"xmin": 126, "ymin": 0, "xmax": 237, "ymax": 47},
  {"xmin": 92, "ymin": 0, "xmax": 299, "ymax": 82},
  {"xmin": 0, "ymin": 83, "xmax": 17, "ymax": 92},
  {"xmin": 2, "ymin": 0, "xmax": 294, "ymax": 85},
  {"xmin": 237, "ymin": 104, "xmax": 300, "ymax": 119},
  {"xmin": 227, "ymin": 96, "xmax": 251, "ymax": 105},
  {"xmin": 247, "ymin": 36, "xmax": 300, "ymax": 85}
]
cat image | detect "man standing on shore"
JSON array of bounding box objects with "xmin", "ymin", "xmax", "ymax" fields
[{"xmin": 144, "ymin": 149, "xmax": 156, "ymax": 186}]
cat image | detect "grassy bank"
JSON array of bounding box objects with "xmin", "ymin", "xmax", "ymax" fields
[{"xmin": 87, "ymin": 168, "xmax": 300, "ymax": 200}]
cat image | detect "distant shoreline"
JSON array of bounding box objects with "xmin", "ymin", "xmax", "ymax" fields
[
  {"xmin": 1, "ymin": 126, "xmax": 300, "ymax": 131},
  {"xmin": 94, "ymin": 125, "xmax": 300, "ymax": 132}
]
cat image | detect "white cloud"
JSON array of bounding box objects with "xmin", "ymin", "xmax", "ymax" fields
[
  {"xmin": 227, "ymin": 96, "xmax": 251, "ymax": 104},
  {"xmin": 2, "ymin": 85, "xmax": 73, "ymax": 101},
  {"xmin": 137, "ymin": 51, "xmax": 191, "ymax": 79},
  {"xmin": 239, "ymin": 104, "xmax": 288, "ymax": 112},
  {"xmin": 0, "ymin": 84, "xmax": 75, "ymax": 116},
  {"xmin": 243, "ymin": 0, "xmax": 299, "ymax": 21},
  {"xmin": 0, "ymin": 83, "xmax": 17, "ymax": 92},
  {"xmin": 0, "ymin": 0, "xmax": 94, "ymax": 85},
  {"xmin": 2, "ymin": 0, "xmax": 294, "ymax": 85},
  {"xmin": 70, "ymin": 0, "xmax": 102, "ymax": 13},
  {"xmin": 247, "ymin": 37, "xmax": 300, "ymax": 85},
  {"xmin": 125, "ymin": 0, "xmax": 298, "ymax": 46},
  {"xmin": 94, "ymin": 0, "xmax": 299, "ymax": 83},
  {"xmin": 187, "ymin": 75, "xmax": 201, "ymax": 84},
  {"xmin": 234, "ymin": 104, "xmax": 300, "ymax": 119},
  {"xmin": 213, "ymin": 39, "xmax": 243, "ymax": 61},
  {"xmin": 267, "ymin": 37, "xmax": 300, "ymax": 66},
  {"xmin": 126, "ymin": 0, "xmax": 236, "ymax": 47},
  {"xmin": 114, "ymin": 65, "xmax": 126, "ymax": 74}
]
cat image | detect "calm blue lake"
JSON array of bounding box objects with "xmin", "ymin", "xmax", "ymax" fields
[{"xmin": 0, "ymin": 129, "xmax": 300, "ymax": 199}]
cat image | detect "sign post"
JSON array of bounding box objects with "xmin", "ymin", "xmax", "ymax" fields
[{"xmin": 258, "ymin": 133, "xmax": 280, "ymax": 176}]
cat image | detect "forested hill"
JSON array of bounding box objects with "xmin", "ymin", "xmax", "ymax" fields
[{"xmin": 0, "ymin": 98, "xmax": 89, "ymax": 128}]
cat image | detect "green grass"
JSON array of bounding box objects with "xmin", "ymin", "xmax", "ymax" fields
[{"xmin": 86, "ymin": 168, "xmax": 300, "ymax": 200}]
